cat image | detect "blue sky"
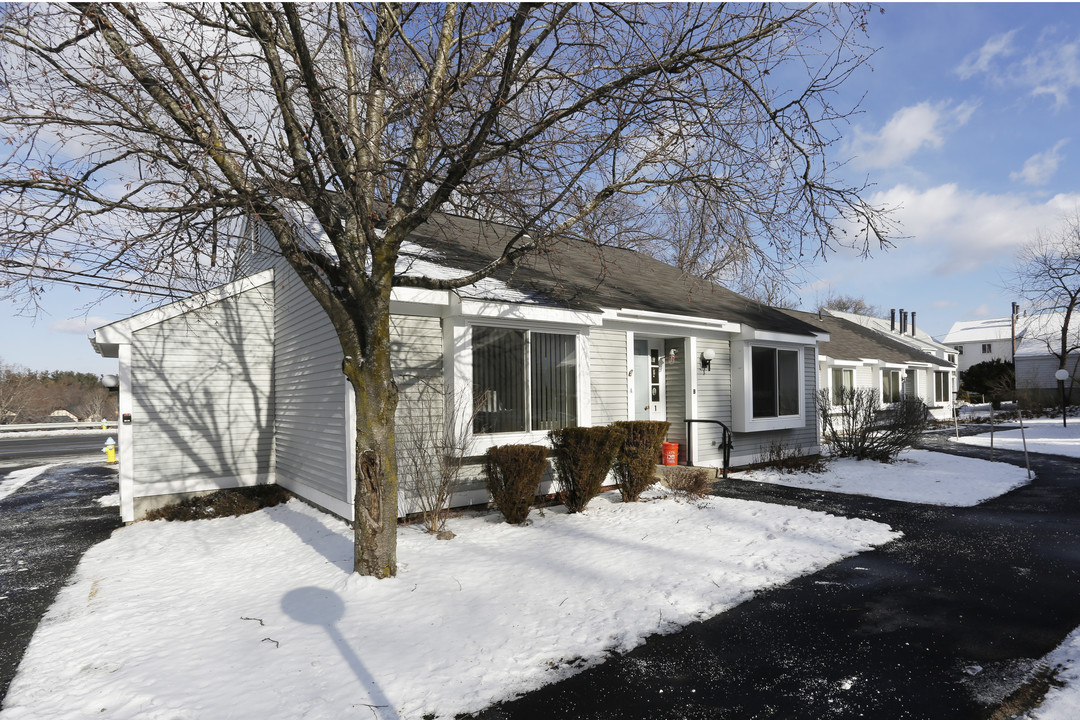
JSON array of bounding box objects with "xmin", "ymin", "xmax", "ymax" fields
[{"xmin": 4, "ymin": 3, "xmax": 1080, "ymax": 373}]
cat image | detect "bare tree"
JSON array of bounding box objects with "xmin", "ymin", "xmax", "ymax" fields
[
  {"xmin": 0, "ymin": 3, "xmax": 892, "ymax": 576},
  {"xmin": 0, "ymin": 358, "xmax": 33, "ymax": 423},
  {"xmin": 1012, "ymin": 212, "xmax": 1080, "ymax": 402},
  {"xmin": 816, "ymin": 291, "xmax": 883, "ymax": 317}
]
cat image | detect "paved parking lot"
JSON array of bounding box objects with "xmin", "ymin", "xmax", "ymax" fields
[{"xmin": 0, "ymin": 462, "xmax": 120, "ymax": 704}]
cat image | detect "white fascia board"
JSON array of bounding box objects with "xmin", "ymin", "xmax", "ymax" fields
[
  {"xmin": 875, "ymin": 361, "xmax": 909, "ymax": 369},
  {"xmin": 907, "ymin": 362, "xmax": 934, "ymax": 368},
  {"xmin": 828, "ymin": 358, "xmax": 864, "ymax": 367},
  {"xmin": 460, "ymin": 298, "xmax": 603, "ymax": 327},
  {"xmin": 603, "ymin": 308, "xmax": 740, "ymax": 334},
  {"xmin": 390, "ymin": 286, "xmax": 450, "ymax": 307},
  {"xmin": 739, "ymin": 327, "xmax": 819, "ymax": 345},
  {"xmin": 92, "ymin": 269, "xmax": 275, "ymax": 349}
]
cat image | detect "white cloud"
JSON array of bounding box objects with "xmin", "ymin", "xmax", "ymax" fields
[
  {"xmin": 50, "ymin": 316, "xmax": 110, "ymax": 335},
  {"xmin": 1011, "ymin": 139, "xmax": 1069, "ymax": 186},
  {"xmin": 1020, "ymin": 31, "xmax": 1080, "ymax": 108},
  {"xmin": 972, "ymin": 304, "xmax": 993, "ymax": 318},
  {"xmin": 956, "ymin": 30, "xmax": 1018, "ymax": 80},
  {"xmin": 869, "ymin": 183, "xmax": 1080, "ymax": 275},
  {"xmin": 932, "ymin": 299, "xmax": 955, "ymax": 309},
  {"xmin": 958, "ymin": 28, "xmax": 1080, "ymax": 108},
  {"xmin": 848, "ymin": 101, "xmax": 977, "ymax": 169}
]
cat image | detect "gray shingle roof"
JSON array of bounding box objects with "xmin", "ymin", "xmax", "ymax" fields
[
  {"xmin": 779, "ymin": 308, "xmax": 952, "ymax": 367},
  {"xmin": 408, "ymin": 213, "xmax": 822, "ymax": 337}
]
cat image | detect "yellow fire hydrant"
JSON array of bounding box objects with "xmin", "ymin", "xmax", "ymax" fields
[
  {"xmin": 101, "ymin": 418, "xmax": 107, "ymax": 430},
  {"xmin": 103, "ymin": 437, "xmax": 117, "ymax": 464}
]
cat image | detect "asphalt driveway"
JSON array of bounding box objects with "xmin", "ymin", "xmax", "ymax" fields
[
  {"xmin": 0, "ymin": 463, "xmax": 121, "ymax": 705},
  {"xmin": 468, "ymin": 429, "xmax": 1080, "ymax": 719}
]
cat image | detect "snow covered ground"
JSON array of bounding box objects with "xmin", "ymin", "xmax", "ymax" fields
[
  {"xmin": 0, "ymin": 487, "xmax": 897, "ymax": 720},
  {"xmin": 952, "ymin": 417, "xmax": 1080, "ymax": 459},
  {"xmin": 735, "ymin": 449, "xmax": 1032, "ymax": 506},
  {"xmin": 1025, "ymin": 627, "xmax": 1080, "ymax": 719}
]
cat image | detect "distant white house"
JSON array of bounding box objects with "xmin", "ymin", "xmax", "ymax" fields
[
  {"xmin": 1014, "ymin": 310, "xmax": 1080, "ymax": 406},
  {"xmin": 941, "ymin": 317, "xmax": 1019, "ymax": 373}
]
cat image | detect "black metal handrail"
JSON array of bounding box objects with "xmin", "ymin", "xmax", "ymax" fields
[{"xmin": 684, "ymin": 418, "xmax": 733, "ymax": 478}]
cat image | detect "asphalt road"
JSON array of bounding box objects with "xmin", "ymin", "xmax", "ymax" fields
[
  {"xmin": 0, "ymin": 460, "xmax": 121, "ymax": 706},
  {"xmin": 467, "ymin": 430, "xmax": 1080, "ymax": 720},
  {"xmin": 0, "ymin": 432, "xmax": 116, "ymax": 462}
]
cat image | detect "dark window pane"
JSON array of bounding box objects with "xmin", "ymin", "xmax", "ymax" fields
[
  {"xmin": 751, "ymin": 346, "xmax": 776, "ymax": 418},
  {"xmin": 472, "ymin": 326, "xmax": 526, "ymax": 433},
  {"xmin": 531, "ymin": 332, "xmax": 577, "ymax": 431},
  {"xmin": 777, "ymin": 350, "xmax": 800, "ymax": 416}
]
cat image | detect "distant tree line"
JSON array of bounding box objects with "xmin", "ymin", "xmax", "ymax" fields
[{"xmin": 0, "ymin": 358, "xmax": 116, "ymax": 424}]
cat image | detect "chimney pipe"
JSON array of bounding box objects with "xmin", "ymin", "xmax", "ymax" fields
[
  {"xmin": 900, "ymin": 308, "xmax": 906, "ymax": 334},
  {"xmin": 891, "ymin": 309, "xmax": 896, "ymax": 332},
  {"xmin": 911, "ymin": 311, "xmax": 917, "ymax": 337}
]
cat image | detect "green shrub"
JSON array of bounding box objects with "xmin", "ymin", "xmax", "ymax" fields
[
  {"xmin": 662, "ymin": 466, "xmax": 712, "ymax": 498},
  {"xmin": 484, "ymin": 444, "xmax": 549, "ymax": 524},
  {"xmin": 612, "ymin": 420, "xmax": 670, "ymax": 502},
  {"xmin": 549, "ymin": 425, "xmax": 626, "ymax": 513}
]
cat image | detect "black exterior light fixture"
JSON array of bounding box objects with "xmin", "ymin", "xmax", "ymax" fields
[{"xmin": 701, "ymin": 348, "xmax": 715, "ymax": 372}]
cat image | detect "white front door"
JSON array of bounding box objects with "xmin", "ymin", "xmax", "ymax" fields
[{"xmin": 633, "ymin": 339, "xmax": 665, "ymax": 421}]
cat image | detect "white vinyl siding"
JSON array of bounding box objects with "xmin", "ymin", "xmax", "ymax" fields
[
  {"xmin": 694, "ymin": 338, "xmax": 732, "ymax": 465},
  {"xmin": 590, "ymin": 329, "xmax": 628, "ymax": 425},
  {"xmin": 129, "ymin": 284, "xmax": 274, "ymax": 497}
]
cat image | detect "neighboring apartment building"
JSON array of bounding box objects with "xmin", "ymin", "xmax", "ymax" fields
[{"xmin": 941, "ymin": 317, "xmax": 1019, "ymax": 373}]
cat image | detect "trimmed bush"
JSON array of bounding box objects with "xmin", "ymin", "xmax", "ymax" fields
[
  {"xmin": 484, "ymin": 444, "xmax": 549, "ymax": 524},
  {"xmin": 549, "ymin": 425, "xmax": 626, "ymax": 513},
  {"xmin": 662, "ymin": 466, "xmax": 711, "ymax": 498},
  {"xmin": 612, "ymin": 420, "xmax": 670, "ymax": 502}
]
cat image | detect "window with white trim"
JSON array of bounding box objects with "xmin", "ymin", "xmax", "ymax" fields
[
  {"xmin": 472, "ymin": 326, "xmax": 577, "ymax": 434},
  {"xmin": 751, "ymin": 346, "xmax": 800, "ymax": 418},
  {"xmin": 934, "ymin": 371, "xmax": 950, "ymax": 403},
  {"xmin": 831, "ymin": 367, "xmax": 854, "ymax": 405},
  {"xmin": 982, "ymin": 343, "xmax": 992, "ymax": 354},
  {"xmin": 882, "ymin": 369, "xmax": 902, "ymax": 404}
]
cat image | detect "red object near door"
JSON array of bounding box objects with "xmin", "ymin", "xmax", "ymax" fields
[{"xmin": 662, "ymin": 442, "xmax": 678, "ymax": 466}]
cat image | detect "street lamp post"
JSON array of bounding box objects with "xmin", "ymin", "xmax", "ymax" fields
[{"xmin": 1055, "ymin": 368, "xmax": 1069, "ymax": 428}]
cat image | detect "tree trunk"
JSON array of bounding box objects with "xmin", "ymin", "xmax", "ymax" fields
[{"xmin": 341, "ymin": 309, "xmax": 399, "ymax": 578}]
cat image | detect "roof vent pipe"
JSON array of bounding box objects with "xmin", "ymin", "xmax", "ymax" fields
[
  {"xmin": 911, "ymin": 311, "xmax": 917, "ymax": 337},
  {"xmin": 900, "ymin": 308, "xmax": 906, "ymax": 334},
  {"xmin": 891, "ymin": 309, "xmax": 896, "ymax": 332}
]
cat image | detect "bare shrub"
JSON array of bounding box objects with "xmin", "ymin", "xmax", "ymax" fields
[
  {"xmin": 484, "ymin": 445, "xmax": 549, "ymax": 524},
  {"xmin": 398, "ymin": 378, "xmax": 480, "ymax": 534},
  {"xmin": 818, "ymin": 388, "xmax": 929, "ymax": 462},
  {"xmin": 612, "ymin": 420, "xmax": 670, "ymax": 502},
  {"xmin": 662, "ymin": 466, "xmax": 712, "ymax": 497},
  {"xmin": 759, "ymin": 439, "xmax": 827, "ymax": 474}
]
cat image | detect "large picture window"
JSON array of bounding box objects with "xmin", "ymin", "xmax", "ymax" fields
[
  {"xmin": 751, "ymin": 346, "xmax": 800, "ymax": 418},
  {"xmin": 472, "ymin": 326, "xmax": 577, "ymax": 434},
  {"xmin": 831, "ymin": 367, "xmax": 854, "ymax": 405},
  {"xmin": 882, "ymin": 369, "xmax": 902, "ymax": 404}
]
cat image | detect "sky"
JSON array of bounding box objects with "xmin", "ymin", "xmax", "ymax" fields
[{"xmin": 3, "ymin": 3, "xmax": 1080, "ymax": 374}]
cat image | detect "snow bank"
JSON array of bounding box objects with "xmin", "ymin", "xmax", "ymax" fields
[
  {"xmin": 1, "ymin": 488, "xmax": 897, "ymax": 720},
  {"xmin": 953, "ymin": 418, "xmax": 1080, "ymax": 459},
  {"xmin": 1027, "ymin": 626, "xmax": 1080, "ymax": 719},
  {"xmin": 736, "ymin": 449, "xmax": 1031, "ymax": 506}
]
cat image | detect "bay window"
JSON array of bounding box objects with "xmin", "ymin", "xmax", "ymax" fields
[
  {"xmin": 472, "ymin": 326, "xmax": 577, "ymax": 434},
  {"xmin": 751, "ymin": 346, "xmax": 800, "ymax": 418}
]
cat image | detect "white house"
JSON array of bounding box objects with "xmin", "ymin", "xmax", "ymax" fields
[
  {"xmin": 92, "ymin": 212, "xmax": 830, "ymax": 522},
  {"xmin": 941, "ymin": 317, "xmax": 1020, "ymax": 373},
  {"xmin": 1013, "ymin": 310, "xmax": 1080, "ymax": 406}
]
